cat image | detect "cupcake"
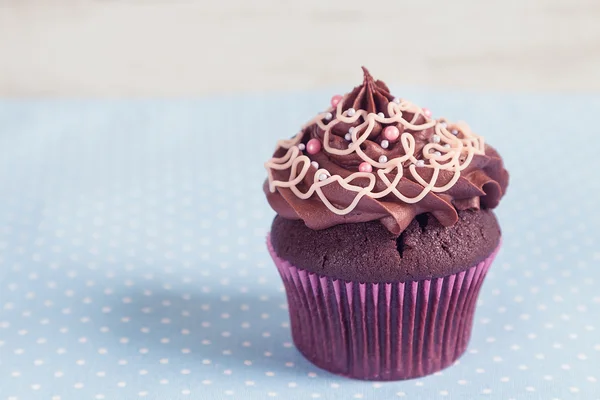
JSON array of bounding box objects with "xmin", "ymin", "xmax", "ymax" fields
[{"xmin": 264, "ymin": 67, "xmax": 509, "ymax": 380}]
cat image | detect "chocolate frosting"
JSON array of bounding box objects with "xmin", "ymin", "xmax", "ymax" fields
[{"xmin": 264, "ymin": 68, "xmax": 509, "ymax": 234}]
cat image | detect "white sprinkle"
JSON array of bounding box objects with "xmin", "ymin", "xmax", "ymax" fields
[
  {"xmin": 378, "ymin": 155, "xmax": 388, "ymax": 163},
  {"xmin": 444, "ymin": 144, "xmax": 451, "ymax": 148},
  {"xmin": 377, "ymin": 112, "xmax": 384, "ymax": 118},
  {"xmin": 324, "ymin": 112, "xmax": 332, "ymax": 120},
  {"xmin": 349, "ymin": 127, "xmax": 355, "ymax": 134},
  {"xmin": 393, "ymin": 98, "xmax": 401, "ymax": 104},
  {"xmin": 345, "ymin": 133, "xmax": 352, "ymax": 141},
  {"xmin": 318, "ymin": 173, "xmax": 329, "ymax": 181},
  {"xmin": 298, "ymin": 143, "xmax": 305, "ymax": 151},
  {"xmin": 432, "ymin": 135, "xmax": 441, "ymax": 143},
  {"xmin": 347, "ymin": 108, "xmax": 356, "ymax": 117},
  {"xmin": 434, "ymin": 151, "xmax": 442, "ymax": 156},
  {"xmin": 416, "ymin": 160, "xmax": 425, "ymax": 168},
  {"xmin": 310, "ymin": 161, "xmax": 319, "ymax": 169},
  {"xmin": 440, "ymin": 122, "xmax": 448, "ymax": 128},
  {"xmin": 451, "ymin": 129, "xmax": 459, "ymax": 135},
  {"xmin": 381, "ymin": 140, "xmax": 389, "ymax": 149}
]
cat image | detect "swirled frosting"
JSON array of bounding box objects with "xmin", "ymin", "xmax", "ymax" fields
[{"xmin": 264, "ymin": 68, "xmax": 509, "ymax": 235}]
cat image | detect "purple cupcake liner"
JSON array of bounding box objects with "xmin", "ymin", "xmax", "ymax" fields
[{"xmin": 267, "ymin": 235, "xmax": 500, "ymax": 381}]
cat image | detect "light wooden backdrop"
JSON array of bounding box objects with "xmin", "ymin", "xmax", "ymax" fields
[{"xmin": 0, "ymin": 0, "xmax": 599, "ymax": 96}]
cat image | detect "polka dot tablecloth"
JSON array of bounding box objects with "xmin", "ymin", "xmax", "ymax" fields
[{"xmin": 0, "ymin": 92, "xmax": 599, "ymax": 400}]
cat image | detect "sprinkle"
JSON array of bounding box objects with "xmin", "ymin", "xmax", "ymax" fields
[
  {"xmin": 346, "ymin": 108, "xmax": 356, "ymax": 117},
  {"xmin": 434, "ymin": 151, "xmax": 442, "ymax": 156},
  {"xmin": 306, "ymin": 139, "xmax": 321, "ymax": 155},
  {"xmin": 377, "ymin": 112, "xmax": 385, "ymax": 118},
  {"xmin": 451, "ymin": 129, "xmax": 459, "ymax": 135},
  {"xmin": 330, "ymin": 95, "xmax": 343, "ymax": 108},
  {"xmin": 444, "ymin": 144, "xmax": 451, "ymax": 148},
  {"xmin": 378, "ymin": 155, "xmax": 388, "ymax": 163},
  {"xmin": 310, "ymin": 161, "xmax": 319, "ymax": 169},
  {"xmin": 298, "ymin": 143, "xmax": 306, "ymax": 151},
  {"xmin": 358, "ymin": 162, "xmax": 373, "ymax": 173},
  {"xmin": 380, "ymin": 140, "xmax": 389, "ymax": 149},
  {"xmin": 416, "ymin": 160, "xmax": 425, "ymax": 167},
  {"xmin": 348, "ymin": 127, "xmax": 355, "ymax": 134},
  {"xmin": 318, "ymin": 173, "xmax": 329, "ymax": 181},
  {"xmin": 432, "ymin": 135, "xmax": 441, "ymax": 143},
  {"xmin": 383, "ymin": 126, "xmax": 400, "ymax": 141},
  {"xmin": 393, "ymin": 98, "xmax": 401, "ymax": 104},
  {"xmin": 440, "ymin": 122, "xmax": 448, "ymax": 128},
  {"xmin": 422, "ymin": 108, "xmax": 432, "ymax": 118},
  {"xmin": 344, "ymin": 133, "xmax": 352, "ymax": 141},
  {"xmin": 324, "ymin": 112, "xmax": 333, "ymax": 121}
]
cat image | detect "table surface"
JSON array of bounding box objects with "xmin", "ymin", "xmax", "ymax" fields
[
  {"xmin": 1, "ymin": 0, "xmax": 600, "ymax": 95},
  {"xmin": 0, "ymin": 90, "xmax": 599, "ymax": 400}
]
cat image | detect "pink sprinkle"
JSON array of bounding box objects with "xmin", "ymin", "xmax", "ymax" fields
[
  {"xmin": 423, "ymin": 108, "xmax": 432, "ymax": 118},
  {"xmin": 358, "ymin": 162, "xmax": 373, "ymax": 173},
  {"xmin": 383, "ymin": 126, "xmax": 400, "ymax": 141},
  {"xmin": 306, "ymin": 139, "xmax": 322, "ymax": 155},
  {"xmin": 330, "ymin": 95, "xmax": 343, "ymax": 108}
]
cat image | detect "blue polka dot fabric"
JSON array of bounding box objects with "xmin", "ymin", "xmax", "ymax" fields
[{"xmin": 0, "ymin": 92, "xmax": 599, "ymax": 400}]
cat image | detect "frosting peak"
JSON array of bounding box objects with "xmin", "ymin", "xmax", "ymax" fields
[
  {"xmin": 344, "ymin": 67, "xmax": 395, "ymax": 114},
  {"xmin": 264, "ymin": 68, "xmax": 509, "ymax": 235}
]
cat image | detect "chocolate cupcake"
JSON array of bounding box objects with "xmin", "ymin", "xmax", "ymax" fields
[{"xmin": 264, "ymin": 68, "xmax": 509, "ymax": 380}]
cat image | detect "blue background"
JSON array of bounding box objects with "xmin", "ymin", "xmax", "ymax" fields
[{"xmin": 0, "ymin": 91, "xmax": 599, "ymax": 399}]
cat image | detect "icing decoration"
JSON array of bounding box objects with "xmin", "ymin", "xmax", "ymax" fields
[
  {"xmin": 358, "ymin": 162, "xmax": 373, "ymax": 173},
  {"xmin": 264, "ymin": 67, "xmax": 508, "ymax": 234},
  {"xmin": 331, "ymin": 95, "xmax": 342, "ymax": 107},
  {"xmin": 306, "ymin": 138, "xmax": 321, "ymax": 155},
  {"xmin": 383, "ymin": 126, "xmax": 400, "ymax": 141}
]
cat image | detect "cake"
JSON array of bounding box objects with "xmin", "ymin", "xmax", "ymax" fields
[{"xmin": 264, "ymin": 67, "xmax": 509, "ymax": 380}]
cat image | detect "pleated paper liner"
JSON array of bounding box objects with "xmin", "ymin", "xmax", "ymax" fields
[{"xmin": 268, "ymin": 235, "xmax": 500, "ymax": 380}]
